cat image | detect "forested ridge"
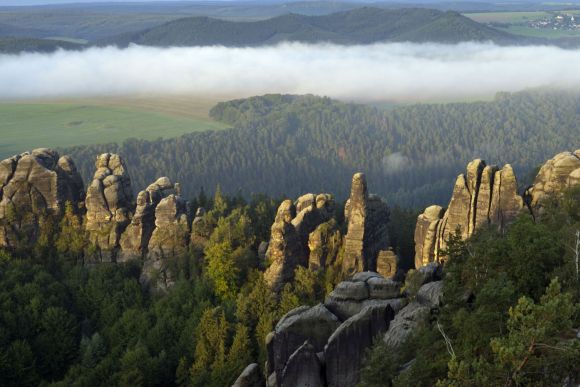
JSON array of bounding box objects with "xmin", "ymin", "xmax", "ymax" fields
[
  {"xmin": 63, "ymin": 90, "xmax": 580, "ymax": 208},
  {"xmin": 99, "ymin": 8, "xmax": 519, "ymax": 48}
]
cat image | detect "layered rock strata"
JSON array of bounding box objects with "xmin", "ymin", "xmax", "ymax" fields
[
  {"xmin": 119, "ymin": 177, "xmax": 177, "ymax": 261},
  {"xmin": 142, "ymin": 194, "xmax": 190, "ymax": 290},
  {"xmin": 85, "ymin": 153, "xmax": 134, "ymax": 262},
  {"xmin": 527, "ymin": 150, "xmax": 580, "ymax": 208},
  {"xmin": 342, "ymin": 173, "xmax": 390, "ymax": 275},
  {"xmin": 264, "ymin": 193, "xmax": 335, "ymax": 291},
  {"xmin": 414, "ymin": 160, "xmax": 523, "ymax": 267},
  {"xmin": 0, "ymin": 148, "xmax": 84, "ymax": 247}
]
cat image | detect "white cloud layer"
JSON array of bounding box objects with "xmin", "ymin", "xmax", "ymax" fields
[{"xmin": 0, "ymin": 42, "xmax": 579, "ymax": 102}]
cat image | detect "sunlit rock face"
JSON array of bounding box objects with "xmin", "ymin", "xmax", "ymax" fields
[
  {"xmin": 142, "ymin": 193, "xmax": 190, "ymax": 291},
  {"xmin": 264, "ymin": 193, "xmax": 336, "ymax": 291},
  {"xmin": 527, "ymin": 149, "xmax": 580, "ymax": 209},
  {"xmin": 119, "ymin": 177, "xmax": 177, "ymax": 262},
  {"xmin": 85, "ymin": 153, "xmax": 134, "ymax": 262},
  {"xmin": 414, "ymin": 159, "xmax": 523, "ymax": 267},
  {"xmin": 0, "ymin": 148, "xmax": 84, "ymax": 248},
  {"xmin": 342, "ymin": 173, "xmax": 390, "ymax": 276}
]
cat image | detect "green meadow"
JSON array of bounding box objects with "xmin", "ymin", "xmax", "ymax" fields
[{"xmin": 0, "ymin": 97, "xmax": 229, "ymax": 160}]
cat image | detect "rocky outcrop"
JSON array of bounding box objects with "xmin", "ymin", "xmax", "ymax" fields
[
  {"xmin": 325, "ymin": 303, "xmax": 395, "ymax": 387},
  {"xmin": 413, "ymin": 205, "xmax": 444, "ymax": 269},
  {"xmin": 142, "ymin": 194, "xmax": 190, "ymax": 290},
  {"xmin": 308, "ymin": 219, "xmax": 341, "ymax": 272},
  {"xmin": 264, "ymin": 194, "xmax": 335, "ymax": 291},
  {"xmin": 342, "ymin": 173, "xmax": 390, "ymax": 276},
  {"xmin": 266, "ymin": 272, "xmax": 402, "ymax": 387},
  {"xmin": 527, "ymin": 150, "xmax": 580, "ymax": 208},
  {"xmin": 324, "ymin": 272, "xmax": 405, "ymax": 321},
  {"xmin": 414, "ymin": 160, "xmax": 523, "ymax": 267},
  {"xmin": 270, "ymin": 304, "xmax": 340, "ymax": 386},
  {"xmin": 382, "ymin": 302, "xmax": 430, "ymax": 348},
  {"xmin": 280, "ymin": 341, "xmax": 324, "ymax": 387},
  {"xmin": 0, "ymin": 149, "xmax": 84, "ymax": 247},
  {"xmin": 118, "ymin": 177, "xmax": 177, "ymax": 261},
  {"xmin": 85, "ymin": 153, "xmax": 133, "ymax": 262},
  {"xmin": 232, "ymin": 363, "xmax": 264, "ymax": 387},
  {"xmin": 376, "ymin": 248, "xmax": 398, "ymax": 278}
]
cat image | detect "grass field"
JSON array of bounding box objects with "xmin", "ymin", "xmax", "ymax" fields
[
  {"xmin": 465, "ymin": 10, "xmax": 580, "ymax": 39},
  {"xmin": 0, "ymin": 95, "xmax": 229, "ymax": 160}
]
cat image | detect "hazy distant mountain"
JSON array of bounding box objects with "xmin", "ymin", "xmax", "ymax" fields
[
  {"xmin": 0, "ymin": 37, "xmax": 83, "ymax": 54},
  {"xmin": 100, "ymin": 7, "xmax": 519, "ymax": 47}
]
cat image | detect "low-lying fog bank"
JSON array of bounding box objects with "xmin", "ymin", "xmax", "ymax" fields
[{"xmin": 0, "ymin": 42, "xmax": 578, "ymax": 102}]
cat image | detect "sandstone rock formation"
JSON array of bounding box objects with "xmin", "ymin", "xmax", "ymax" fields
[
  {"xmin": 266, "ymin": 272, "xmax": 403, "ymax": 387},
  {"xmin": 232, "ymin": 363, "xmax": 264, "ymax": 387},
  {"xmin": 0, "ymin": 149, "xmax": 84, "ymax": 247},
  {"xmin": 414, "ymin": 160, "xmax": 523, "ymax": 267},
  {"xmin": 85, "ymin": 153, "xmax": 134, "ymax": 262},
  {"xmin": 264, "ymin": 194, "xmax": 335, "ymax": 291},
  {"xmin": 376, "ymin": 248, "xmax": 398, "ymax": 279},
  {"xmin": 325, "ymin": 303, "xmax": 395, "ymax": 387},
  {"xmin": 342, "ymin": 173, "xmax": 390, "ymax": 275},
  {"xmin": 527, "ymin": 150, "xmax": 580, "ymax": 208},
  {"xmin": 308, "ymin": 219, "xmax": 341, "ymax": 271},
  {"xmin": 142, "ymin": 194, "xmax": 190, "ymax": 290},
  {"xmin": 119, "ymin": 177, "xmax": 177, "ymax": 261}
]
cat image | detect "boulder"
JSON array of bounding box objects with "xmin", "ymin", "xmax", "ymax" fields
[
  {"xmin": 85, "ymin": 153, "xmax": 133, "ymax": 262},
  {"xmin": 325, "ymin": 304, "xmax": 395, "ymax": 387},
  {"xmin": 271, "ymin": 304, "xmax": 340, "ymax": 385},
  {"xmin": 416, "ymin": 281, "xmax": 444, "ymax": 307},
  {"xmin": 280, "ymin": 341, "xmax": 324, "ymax": 387},
  {"xmin": 0, "ymin": 149, "xmax": 84, "ymax": 248},
  {"xmin": 383, "ymin": 302, "xmax": 430, "ymax": 348},
  {"xmin": 232, "ymin": 363, "xmax": 265, "ymax": 387},
  {"xmin": 324, "ymin": 272, "xmax": 404, "ymax": 321}
]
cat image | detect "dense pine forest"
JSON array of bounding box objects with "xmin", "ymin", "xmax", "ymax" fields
[{"xmin": 64, "ymin": 90, "xmax": 580, "ymax": 207}]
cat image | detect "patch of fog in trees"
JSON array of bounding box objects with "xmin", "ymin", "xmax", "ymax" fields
[{"xmin": 0, "ymin": 42, "xmax": 579, "ymax": 102}]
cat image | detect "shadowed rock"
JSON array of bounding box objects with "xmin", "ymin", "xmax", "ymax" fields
[
  {"xmin": 325, "ymin": 303, "xmax": 395, "ymax": 387},
  {"xmin": 232, "ymin": 363, "xmax": 265, "ymax": 387},
  {"xmin": 280, "ymin": 341, "xmax": 324, "ymax": 387}
]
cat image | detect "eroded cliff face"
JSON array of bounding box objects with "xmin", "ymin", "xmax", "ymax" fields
[
  {"xmin": 342, "ymin": 173, "xmax": 390, "ymax": 276},
  {"xmin": 0, "ymin": 148, "xmax": 84, "ymax": 247},
  {"xmin": 414, "ymin": 160, "xmax": 523, "ymax": 267},
  {"xmin": 85, "ymin": 153, "xmax": 134, "ymax": 262},
  {"xmin": 119, "ymin": 177, "xmax": 178, "ymax": 262},
  {"xmin": 414, "ymin": 150, "xmax": 580, "ymax": 269},
  {"xmin": 264, "ymin": 194, "xmax": 336, "ymax": 291},
  {"xmin": 527, "ymin": 150, "xmax": 580, "ymax": 208}
]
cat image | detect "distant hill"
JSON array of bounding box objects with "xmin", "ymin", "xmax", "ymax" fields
[
  {"xmin": 0, "ymin": 37, "xmax": 83, "ymax": 54},
  {"xmin": 100, "ymin": 7, "xmax": 521, "ymax": 47}
]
